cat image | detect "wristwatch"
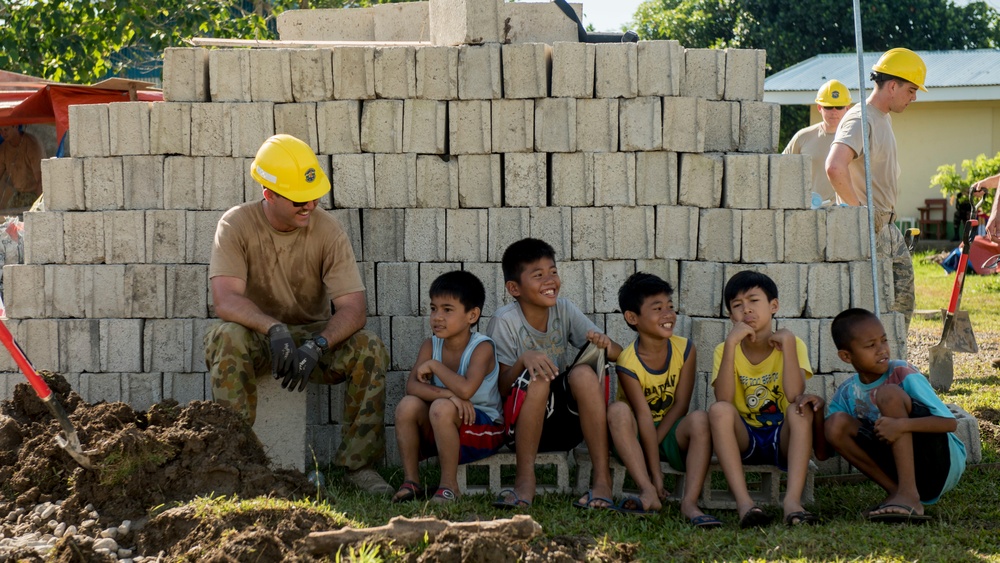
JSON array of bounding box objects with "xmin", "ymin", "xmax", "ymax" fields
[{"xmin": 313, "ymin": 335, "xmax": 329, "ymax": 351}]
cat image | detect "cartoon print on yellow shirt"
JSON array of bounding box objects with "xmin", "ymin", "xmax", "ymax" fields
[{"xmin": 745, "ymin": 382, "xmax": 784, "ymax": 426}]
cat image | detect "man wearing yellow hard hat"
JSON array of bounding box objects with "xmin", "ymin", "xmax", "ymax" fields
[
  {"xmin": 204, "ymin": 134, "xmax": 393, "ymax": 494},
  {"xmin": 826, "ymin": 47, "xmax": 927, "ymax": 333},
  {"xmin": 783, "ymin": 80, "xmax": 853, "ymax": 205}
]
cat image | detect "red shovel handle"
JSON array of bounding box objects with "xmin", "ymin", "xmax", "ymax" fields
[
  {"xmin": 947, "ymin": 217, "xmax": 980, "ymax": 314},
  {"xmin": 0, "ymin": 320, "xmax": 51, "ymax": 400}
]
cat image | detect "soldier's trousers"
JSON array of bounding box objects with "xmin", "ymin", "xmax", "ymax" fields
[
  {"xmin": 875, "ymin": 218, "xmax": 915, "ymax": 332},
  {"xmin": 204, "ymin": 321, "xmax": 389, "ymax": 471}
]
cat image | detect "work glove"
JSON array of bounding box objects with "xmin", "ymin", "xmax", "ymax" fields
[
  {"xmin": 283, "ymin": 339, "xmax": 321, "ymax": 392},
  {"xmin": 268, "ymin": 324, "xmax": 296, "ymax": 381}
]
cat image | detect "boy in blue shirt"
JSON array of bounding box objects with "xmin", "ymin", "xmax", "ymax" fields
[
  {"xmin": 814, "ymin": 308, "xmax": 966, "ymax": 522},
  {"xmin": 392, "ymin": 270, "xmax": 504, "ymax": 503}
]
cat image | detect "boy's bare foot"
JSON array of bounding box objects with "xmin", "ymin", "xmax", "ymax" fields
[
  {"xmin": 869, "ymin": 493, "xmax": 924, "ymax": 517},
  {"xmin": 680, "ymin": 500, "xmax": 705, "ymax": 521}
]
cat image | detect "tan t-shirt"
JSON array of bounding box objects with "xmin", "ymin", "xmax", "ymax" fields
[
  {"xmin": 832, "ymin": 102, "xmax": 900, "ymax": 212},
  {"xmin": 209, "ymin": 201, "xmax": 364, "ymax": 325},
  {"xmin": 783, "ymin": 122, "xmax": 837, "ymax": 204}
]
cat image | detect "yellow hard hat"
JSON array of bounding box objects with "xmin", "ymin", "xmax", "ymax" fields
[
  {"xmin": 872, "ymin": 48, "xmax": 927, "ymax": 92},
  {"xmin": 815, "ymin": 80, "xmax": 853, "ymax": 106},
  {"xmin": 250, "ymin": 134, "xmax": 330, "ymax": 202}
]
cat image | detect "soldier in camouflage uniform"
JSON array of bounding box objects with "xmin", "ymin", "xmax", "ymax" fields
[{"xmin": 205, "ymin": 134, "xmax": 391, "ymax": 493}]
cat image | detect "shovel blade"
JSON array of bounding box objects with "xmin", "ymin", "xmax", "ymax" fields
[
  {"xmin": 942, "ymin": 310, "xmax": 978, "ymax": 354},
  {"xmin": 928, "ymin": 344, "xmax": 954, "ymax": 392}
]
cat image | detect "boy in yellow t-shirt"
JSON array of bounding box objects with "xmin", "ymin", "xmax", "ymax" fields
[
  {"xmin": 709, "ymin": 271, "xmax": 818, "ymax": 528},
  {"xmin": 608, "ymin": 273, "xmax": 720, "ymax": 526}
]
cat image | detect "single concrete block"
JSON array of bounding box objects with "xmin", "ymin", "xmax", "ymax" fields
[
  {"xmin": 373, "ymin": 153, "xmax": 417, "ymax": 208},
  {"xmin": 317, "ymin": 100, "xmax": 361, "ymax": 154},
  {"xmin": 530, "ymin": 206, "xmax": 572, "ymax": 261},
  {"xmin": 551, "ymin": 42, "xmax": 595, "ymax": 98},
  {"xmin": 274, "ymin": 103, "xmax": 319, "ymax": 153},
  {"xmin": 661, "ymin": 97, "xmax": 707, "ymax": 153},
  {"xmin": 769, "ymin": 153, "xmax": 811, "ymax": 210},
  {"xmin": 290, "ymin": 48, "xmax": 334, "ymax": 102},
  {"xmin": 162, "ymin": 47, "xmax": 209, "ymax": 102},
  {"xmin": 332, "ymin": 46, "xmax": 376, "ymax": 100},
  {"xmin": 501, "ymin": 1, "xmax": 580, "ymax": 44},
  {"xmin": 143, "ymin": 319, "xmax": 194, "ymax": 372},
  {"xmin": 723, "ymin": 153, "xmax": 769, "ymax": 210},
  {"xmin": 362, "ymin": 208, "xmax": 406, "ymax": 262},
  {"xmin": 189, "ymin": 103, "xmax": 232, "ymax": 157},
  {"xmin": 163, "ymin": 372, "xmax": 209, "ymax": 404},
  {"xmin": 126, "ymin": 264, "xmax": 167, "ymax": 318},
  {"xmin": 404, "ymin": 208, "xmax": 447, "ymax": 262},
  {"xmin": 741, "ymin": 210, "xmax": 784, "ymax": 263},
  {"xmin": 230, "ymin": 103, "xmax": 275, "ymax": 158},
  {"xmin": 592, "ymin": 153, "xmax": 635, "ymax": 207},
  {"xmin": 166, "ymin": 264, "xmax": 208, "ymax": 318},
  {"xmin": 145, "ymin": 210, "xmax": 187, "ymax": 264},
  {"xmin": 445, "ymin": 209, "xmax": 488, "ymax": 262},
  {"xmin": 250, "ymin": 49, "xmax": 294, "ymax": 102},
  {"xmin": 492, "ymin": 99, "xmax": 535, "ymax": 153},
  {"xmin": 595, "ymin": 43, "xmax": 638, "ymax": 99},
  {"xmin": 739, "ymin": 101, "xmax": 781, "ymax": 153},
  {"xmin": 209, "ymin": 49, "xmax": 252, "ymax": 102},
  {"xmin": 18, "ymin": 320, "xmax": 61, "ymax": 372},
  {"xmin": 391, "ymin": 315, "xmax": 429, "ymax": 370},
  {"xmin": 45, "ymin": 264, "xmax": 89, "ymax": 318},
  {"xmin": 461, "ymin": 450, "xmax": 572, "ymax": 495},
  {"xmin": 612, "ymin": 206, "xmax": 655, "ymax": 260},
  {"xmin": 881, "ymin": 312, "xmax": 907, "ymax": 361},
  {"xmin": 329, "ymin": 208, "xmax": 363, "ymax": 260},
  {"xmin": 504, "ymin": 153, "xmax": 546, "ymax": 208},
  {"xmin": 100, "ymin": 318, "xmax": 143, "ymax": 372},
  {"xmin": 703, "ymin": 100, "xmax": 740, "ymax": 152},
  {"xmin": 163, "ymin": 156, "xmax": 204, "ymax": 210},
  {"xmin": 419, "ymin": 262, "xmax": 461, "ymax": 315},
  {"xmin": 655, "ymin": 205, "xmax": 699, "ymax": 260},
  {"xmin": 122, "ymin": 155, "xmax": 164, "ymax": 210},
  {"xmin": 679, "ymin": 261, "xmax": 725, "ymax": 318},
  {"xmin": 203, "ymin": 157, "xmax": 245, "ymax": 211},
  {"xmin": 83, "ymin": 157, "xmax": 124, "ymax": 211},
  {"xmin": 376, "ymin": 262, "xmax": 420, "ymax": 316},
  {"xmin": 636, "ymin": 151, "xmax": 677, "ymax": 206},
  {"xmin": 108, "ymin": 102, "xmax": 151, "ymax": 156},
  {"xmin": 593, "ymin": 261, "xmax": 635, "ymax": 313},
  {"xmin": 682, "ymin": 48, "xmax": 725, "ymax": 100},
  {"xmin": 698, "ymin": 208, "xmax": 742, "ymax": 263},
  {"xmin": 825, "ymin": 206, "xmax": 870, "ymax": 261},
  {"xmin": 41, "ymin": 157, "xmax": 85, "ymax": 212},
  {"xmin": 89, "ymin": 264, "xmax": 128, "ymax": 318},
  {"xmin": 571, "ymin": 207, "xmax": 613, "ymax": 260},
  {"xmin": 502, "ymin": 43, "xmax": 551, "ymax": 99},
  {"xmin": 550, "ymin": 152, "xmax": 593, "ymax": 207},
  {"xmin": 23, "ymin": 211, "xmax": 65, "ymax": 265},
  {"xmin": 4, "ymin": 265, "xmax": 46, "ymax": 318},
  {"xmin": 619, "ymin": 96, "xmax": 662, "ymax": 151},
  {"xmin": 150, "ymin": 102, "xmax": 191, "ymax": 155},
  {"xmin": 449, "ymin": 100, "xmax": 491, "ymax": 154},
  {"xmin": 330, "ymin": 153, "xmax": 375, "ymax": 208},
  {"xmin": 360, "ymin": 100, "xmax": 404, "ymax": 153},
  {"xmin": 849, "ymin": 260, "xmax": 894, "ymax": 313},
  {"xmin": 487, "ymin": 207, "xmax": 531, "ymax": 262},
  {"xmin": 458, "ymin": 44, "xmax": 502, "ymax": 100},
  {"xmin": 277, "ymin": 7, "xmax": 374, "ymax": 41},
  {"xmin": 819, "ymin": 317, "xmax": 855, "ymax": 373},
  {"xmin": 575, "ymin": 98, "xmax": 618, "ymax": 153},
  {"xmin": 416, "ymin": 154, "xmax": 458, "ymax": 208},
  {"xmin": 463, "ymin": 262, "xmax": 511, "ymax": 317},
  {"xmin": 534, "ymin": 97, "xmax": 576, "ymax": 153},
  {"xmin": 373, "ymin": 2, "xmax": 430, "ymax": 41},
  {"xmin": 430, "ymin": 0, "xmax": 501, "ymax": 46},
  {"xmin": 69, "ymin": 104, "xmax": 110, "ymax": 158},
  {"xmin": 403, "ymin": 99, "xmax": 447, "ymax": 154},
  {"xmin": 457, "ymin": 154, "xmax": 501, "ymax": 208},
  {"xmin": 554, "ymin": 260, "xmax": 594, "ymax": 314},
  {"xmin": 186, "ymin": 210, "xmax": 225, "ymax": 265},
  {"xmin": 806, "ymin": 262, "xmax": 851, "ymax": 318},
  {"xmin": 724, "ymin": 49, "xmax": 765, "ymax": 101},
  {"xmin": 360, "ymin": 262, "xmax": 376, "ymax": 314},
  {"xmin": 122, "ymin": 373, "xmax": 163, "ymax": 411},
  {"xmin": 253, "ymin": 372, "xmax": 308, "ymax": 471},
  {"xmin": 415, "ymin": 46, "xmax": 459, "ymax": 100},
  {"xmin": 61, "ymin": 212, "xmax": 104, "ymax": 264},
  {"xmin": 638, "ymin": 40, "xmax": 683, "ymax": 97},
  {"xmin": 677, "ymin": 153, "xmax": 723, "ymax": 208},
  {"xmin": 79, "ymin": 373, "xmax": 122, "ymax": 404},
  {"xmin": 948, "ymin": 403, "xmax": 982, "ymax": 464},
  {"xmin": 783, "ymin": 209, "xmax": 827, "ymax": 263},
  {"xmin": 374, "ymin": 46, "xmax": 416, "ymax": 99}
]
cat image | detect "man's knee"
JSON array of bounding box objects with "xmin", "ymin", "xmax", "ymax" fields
[{"xmin": 205, "ymin": 322, "xmax": 259, "ymax": 363}]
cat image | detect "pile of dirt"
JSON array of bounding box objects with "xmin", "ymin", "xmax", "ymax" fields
[{"xmin": 411, "ymin": 531, "xmax": 635, "ymax": 562}]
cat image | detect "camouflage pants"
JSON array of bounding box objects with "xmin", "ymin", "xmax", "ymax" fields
[
  {"xmin": 204, "ymin": 321, "xmax": 389, "ymax": 471},
  {"xmin": 875, "ymin": 214, "xmax": 915, "ymax": 332}
]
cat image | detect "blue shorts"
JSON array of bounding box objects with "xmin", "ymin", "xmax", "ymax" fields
[
  {"xmin": 741, "ymin": 418, "xmax": 785, "ymax": 470},
  {"xmin": 419, "ymin": 408, "xmax": 504, "ymax": 464}
]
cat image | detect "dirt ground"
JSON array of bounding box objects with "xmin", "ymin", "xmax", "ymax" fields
[{"xmin": 0, "ymin": 373, "xmax": 632, "ymax": 562}]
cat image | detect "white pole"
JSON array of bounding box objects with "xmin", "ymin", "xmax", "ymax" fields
[{"xmin": 852, "ymin": 0, "xmax": 880, "ymax": 314}]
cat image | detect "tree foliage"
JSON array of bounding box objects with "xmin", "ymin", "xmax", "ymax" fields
[{"xmin": 930, "ymin": 152, "xmax": 999, "ymax": 212}]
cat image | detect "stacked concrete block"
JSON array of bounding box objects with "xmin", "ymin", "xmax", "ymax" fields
[
  {"xmin": 534, "ymin": 97, "xmax": 576, "ymax": 152},
  {"xmin": 502, "ymin": 43, "xmax": 551, "ymax": 99},
  {"xmin": 317, "ymin": 101, "xmax": 362, "ymax": 154},
  {"xmin": 41, "ymin": 158, "xmax": 85, "ymax": 211},
  {"xmin": 361, "ymin": 100, "xmax": 404, "ymax": 153},
  {"xmin": 739, "ymin": 101, "xmax": 781, "ymax": 153},
  {"xmin": 768, "ymin": 154, "xmax": 811, "ymax": 209},
  {"xmin": 404, "ymin": 99, "xmax": 447, "ymax": 154},
  {"xmin": 723, "ymin": 154, "xmax": 768, "ymax": 209},
  {"xmin": 550, "ymin": 152, "xmax": 593, "ymax": 207},
  {"xmin": 415, "ymin": 46, "xmax": 459, "ymax": 100},
  {"xmin": 678, "ymin": 153, "xmax": 723, "ymax": 208},
  {"xmin": 250, "ymin": 49, "xmax": 294, "ymax": 102},
  {"xmin": 679, "ymin": 261, "xmax": 725, "ymax": 318},
  {"xmin": 849, "ymin": 260, "xmax": 894, "ymax": 313},
  {"xmin": 638, "ymin": 41, "xmax": 683, "ymax": 97},
  {"xmin": 576, "ymin": 99, "xmax": 618, "ymax": 153},
  {"xmin": 551, "ymin": 42, "xmax": 595, "ymax": 98},
  {"xmin": 703, "ymin": 100, "xmax": 740, "ymax": 152},
  {"xmin": 150, "ymin": 103, "xmax": 191, "ymax": 155},
  {"xmin": 449, "ymin": 100, "xmax": 491, "ymax": 154},
  {"xmin": 83, "ymin": 158, "xmax": 124, "ymax": 210},
  {"xmin": 430, "ymin": 0, "xmax": 501, "ymax": 46},
  {"xmin": 290, "ymin": 49, "xmax": 334, "ymax": 102},
  {"xmin": 595, "ymin": 43, "xmax": 638, "ymax": 99},
  {"xmin": 656, "ymin": 205, "xmax": 699, "ymax": 260},
  {"xmin": 70, "ymin": 105, "xmax": 110, "ymax": 158},
  {"xmin": 619, "ymin": 97, "xmax": 662, "ymax": 151},
  {"xmin": 209, "ymin": 50, "xmax": 252, "ymax": 102},
  {"xmin": 636, "ymin": 151, "xmax": 677, "ymax": 206},
  {"xmin": 230, "ymin": 103, "xmax": 274, "ymax": 158},
  {"xmin": 698, "ymin": 208, "xmax": 741, "ymax": 263},
  {"xmin": 487, "ymin": 208, "xmax": 530, "ymax": 261},
  {"xmin": 593, "ymin": 152, "xmax": 636, "ymax": 207},
  {"xmin": 162, "ymin": 48, "xmax": 210, "ymax": 102},
  {"xmin": 374, "ymin": 153, "xmax": 417, "ymax": 208},
  {"xmin": 662, "ymin": 97, "xmax": 706, "ymax": 153},
  {"xmin": 190, "ymin": 103, "xmax": 232, "ymax": 156},
  {"xmin": 501, "ymin": 1, "xmax": 580, "ymax": 44},
  {"xmin": 374, "ymin": 3, "xmax": 430, "ymax": 42},
  {"xmin": 806, "ymin": 263, "xmax": 851, "ymax": 318},
  {"xmin": 416, "ymin": 155, "xmax": 458, "ymax": 207},
  {"xmin": 683, "ymin": 49, "xmax": 725, "ymax": 100},
  {"xmin": 445, "ymin": 209, "xmax": 488, "ymax": 261},
  {"xmin": 457, "ymin": 154, "xmax": 501, "ymax": 208},
  {"xmin": 530, "ymin": 207, "xmax": 572, "ymax": 261},
  {"xmin": 403, "ymin": 208, "xmax": 446, "ymax": 262},
  {"xmin": 277, "ymin": 7, "xmax": 374, "ymax": 41},
  {"xmin": 504, "ymin": 153, "xmax": 547, "ymax": 207},
  {"xmin": 108, "ymin": 102, "xmax": 151, "ymax": 156},
  {"xmin": 826, "ymin": 206, "xmax": 871, "ymax": 261},
  {"xmin": 492, "ymin": 100, "xmax": 535, "ymax": 153},
  {"xmin": 274, "ymin": 103, "xmax": 319, "ymax": 153},
  {"xmin": 741, "ymin": 210, "xmax": 783, "ymax": 264},
  {"xmin": 374, "ymin": 46, "xmax": 417, "ymax": 99},
  {"xmin": 612, "ymin": 207, "xmax": 655, "ymax": 260},
  {"xmin": 724, "ymin": 49, "xmax": 765, "ymax": 101},
  {"xmin": 784, "ymin": 210, "xmax": 826, "ymax": 263},
  {"xmin": 458, "ymin": 44, "xmax": 502, "ymax": 99}
]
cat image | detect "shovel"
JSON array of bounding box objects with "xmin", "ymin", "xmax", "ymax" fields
[
  {"xmin": 928, "ymin": 215, "xmax": 979, "ymax": 392},
  {"xmin": 0, "ymin": 319, "xmax": 95, "ymax": 469}
]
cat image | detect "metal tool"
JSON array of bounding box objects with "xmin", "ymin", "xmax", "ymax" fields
[{"xmin": 0, "ymin": 319, "xmax": 95, "ymax": 468}]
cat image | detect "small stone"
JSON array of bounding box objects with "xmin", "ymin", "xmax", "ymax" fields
[
  {"xmin": 118, "ymin": 548, "xmax": 134, "ymax": 558},
  {"xmin": 41, "ymin": 504, "xmax": 57, "ymax": 519},
  {"xmin": 64, "ymin": 525, "xmax": 78, "ymax": 536},
  {"xmin": 118, "ymin": 520, "xmax": 132, "ymax": 536},
  {"xmin": 54, "ymin": 522, "xmax": 67, "ymax": 537},
  {"xmin": 93, "ymin": 537, "xmax": 118, "ymax": 551},
  {"xmin": 85, "ymin": 504, "xmax": 96, "ymax": 512},
  {"xmin": 80, "ymin": 519, "xmax": 96, "ymax": 529},
  {"xmin": 100, "ymin": 527, "xmax": 118, "ymax": 539}
]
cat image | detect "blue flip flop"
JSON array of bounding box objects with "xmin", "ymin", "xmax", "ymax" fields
[
  {"xmin": 573, "ymin": 489, "xmax": 614, "ymax": 510},
  {"xmin": 492, "ymin": 488, "xmax": 531, "ymax": 509},
  {"xmin": 614, "ymin": 496, "xmax": 658, "ymax": 516},
  {"xmin": 690, "ymin": 514, "xmax": 723, "ymax": 529}
]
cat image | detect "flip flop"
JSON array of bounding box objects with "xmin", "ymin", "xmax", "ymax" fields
[
  {"xmin": 492, "ymin": 488, "xmax": 531, "ymax": 509},
  {"xmin": 690, "ymin": 514, "xmax": 723, "ymax": 529},
  {"xmin": 573, "ymin": 489, "xmax": 614, "ymax": 510},
  {"xmin": 391, "ymin": 480, "xmax": 422, "ymax": 504},
  {"xmin": 614, "ymin": 496, "xmax": 658, "ymax": 516},
  {"xmin": 866, "ymin": 503, "xmax": 932, "ymax": 524},
  {"xmin": 431, "ymin": 487, "xmax": 458, "ymax": 504},
  {"xmin": 784, "ymin": 510, "xmax": 821, "ymax": 526},
  {"xmin": 739, "ymin": 506, "xmax": 772, "ymax": 529}
]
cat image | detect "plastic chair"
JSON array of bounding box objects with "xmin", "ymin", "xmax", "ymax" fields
[{"xmin": 917, "ymin": 198, "xmax": 948, "ymax": 239}]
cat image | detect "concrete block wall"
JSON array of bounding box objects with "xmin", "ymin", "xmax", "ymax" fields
[{"xmin": 7, "ymin": 41, "xmax": 901, "ymax": 475}]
